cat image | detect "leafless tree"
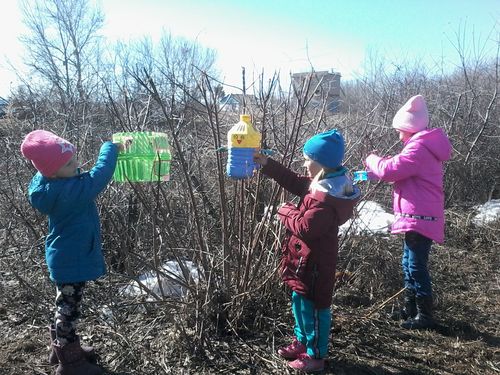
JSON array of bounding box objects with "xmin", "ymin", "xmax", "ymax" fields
[{"xmin": 20, "ymin": 0, "xmax": 104, "ymax": 133}]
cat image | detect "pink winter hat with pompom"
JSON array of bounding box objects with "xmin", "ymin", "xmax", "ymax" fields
[
  {"xmin": 21, "ymin": 130, "xmax": 75, "ymax": 177},
  {"xmin": 392, "ymin": 95, "xmax": 429, "ymax": 133}
]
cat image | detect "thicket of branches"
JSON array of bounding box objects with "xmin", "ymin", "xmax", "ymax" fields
[{"xmin": 0, "ymin": 0, "xmax": 498, "ymax": 367}]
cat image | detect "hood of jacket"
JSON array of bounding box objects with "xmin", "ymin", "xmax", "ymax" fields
[
  {"xmin": 407, "ymin": 128, "xmax": 452, "ymax": 162},
  {"xmin": 309, "ymin": 175, "xmax": 361, "ymax": 225},
  {"xmin": 29, "ymin": 173, "xmax": 63, "ymax": 215}
]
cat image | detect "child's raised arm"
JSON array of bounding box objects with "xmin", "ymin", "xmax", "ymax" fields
[
  {"xmin": 256, "ymin": 152, "xmax": 310, "ymax": 197},
  {"xmin": 58, "ymin": 142, "xmax": 119, "ymax": 206}
]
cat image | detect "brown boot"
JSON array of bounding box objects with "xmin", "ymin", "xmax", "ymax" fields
[
  {"xmin": 48, "ymin": 326, "xmax": 97, "ymax": 365},
  {"xmin": 53, "ymin": 339, "xmax": 103, "ymax": 375}
]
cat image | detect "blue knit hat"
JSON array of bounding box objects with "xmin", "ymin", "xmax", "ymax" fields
[{"xmin": 303, "ymin": 129, "xmax": 345, "ymax": 169}]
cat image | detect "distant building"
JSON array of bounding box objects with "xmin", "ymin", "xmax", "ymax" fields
[
  {"xmin": 0, "ymin": 97, "xmax": 7, "ymax": 117},
  {"xmin": 291, "ymin": 70, "xmax": 341, "ymax": 113},
  {"xmin": 219, "ymin": 93, "xmax": 257, "ymax": 112}
]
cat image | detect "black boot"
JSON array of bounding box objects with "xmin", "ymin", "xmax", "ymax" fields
[
  {"xmin": 401, "ymin": 295, "xmax": 435, "ymax": 329},
  {"xmin": 391, "ymin": 289, "xmax": 417, "ymax": 321}
]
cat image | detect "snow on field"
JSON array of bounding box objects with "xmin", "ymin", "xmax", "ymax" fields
[
  {"xmin": 340, "ymin": 200, "xmax": 394, "ymax": 235},
  {"xmin": 472, "ymin": 199, "xmax": 500, "ymax": 226},
  {"xmin": 121, "ymin": 260, "xmax": 199, "ymax": 299},
  {"xmin": 339, "ymin": 199, "xmax": 500, "ymax": 234}
]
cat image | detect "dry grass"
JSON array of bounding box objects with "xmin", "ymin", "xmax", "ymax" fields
[
  {"xmin": 0, "ymin": 213, "xmax": 498, "ymax": 375},
  {"xmin": 1, "ymin": 50, "xmax": 499, "ymax": 374}
]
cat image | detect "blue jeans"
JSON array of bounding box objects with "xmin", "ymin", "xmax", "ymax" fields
[
  {"xmin": 402, "ymin": 231, "xmax": 433, "ymax": 297},
  {"xmin": 291, "ymin": 291, "xmax": 331, "ymax": 359}
]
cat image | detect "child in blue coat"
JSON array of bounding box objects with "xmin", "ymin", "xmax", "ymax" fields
[{"xmin": 21, "ymin": 129, "xmax": 124, "ymax": 375}]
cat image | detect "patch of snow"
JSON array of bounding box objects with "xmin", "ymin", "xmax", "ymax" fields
[
  {"xmin": 340, "ymin": 200, "xmax": 394, "ymax": 235},
  {"xmin": 121, "ymin": 260, "xmax": 199, "ymax": 299},
  {"xmin": 472, "ymin": 199, "xmax": 500, "ymax": 226},
  {"xmin": 100, "ymin": 305, "xmax": 114, "ymax": 322}
]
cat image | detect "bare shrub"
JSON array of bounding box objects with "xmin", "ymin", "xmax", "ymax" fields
[{"xmin": 1, "ymin": 3, "xmax": 499, "ymax": 373}]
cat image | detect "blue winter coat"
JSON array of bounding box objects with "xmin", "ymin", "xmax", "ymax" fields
[{"xmin": 28, "ymin": 142, "xmax": 118, "ymax": 283}]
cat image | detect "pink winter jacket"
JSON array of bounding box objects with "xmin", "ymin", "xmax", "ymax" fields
[{"xmin": 365, "ymin": 128, "xmax": 452, "ymax": 243}]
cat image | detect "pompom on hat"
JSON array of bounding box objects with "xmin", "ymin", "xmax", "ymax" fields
[
  {"xmin": 303, "ymin": 129, "xmax": 345, "ymax": 169},
  {"xmin": 392, "ymin": 95, "xmax": 429, "ymax": 133},
  {"xmin": 21, "ymin": 130, "xmax": 75, "ymax": 177}
]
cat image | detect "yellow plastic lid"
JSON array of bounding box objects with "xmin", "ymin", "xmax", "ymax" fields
[{"xmin": 227, "ymin": 114, "xmax": 261, "ymax": 148}]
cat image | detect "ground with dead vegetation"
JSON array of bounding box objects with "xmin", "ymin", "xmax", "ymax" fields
[{"xmin": 1, "ymin": 209, "xmax": 498, "ymax": 375}]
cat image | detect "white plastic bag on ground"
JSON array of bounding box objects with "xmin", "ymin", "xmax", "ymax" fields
[{"xmin": 121, "ymin": 260, "xmax": 199, "ymax": 299}]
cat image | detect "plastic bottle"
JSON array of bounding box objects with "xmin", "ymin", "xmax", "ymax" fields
[
  {"xmin": 226, "ymin": 114, "xmax": 261, "ymax": 179},
  {"xmin": 353, "ymin": 170, "xmax": 368, "ymax": 183},
  {"xmin": 112, "ymin": 132, "xmax": 171, "ymax": 182}
]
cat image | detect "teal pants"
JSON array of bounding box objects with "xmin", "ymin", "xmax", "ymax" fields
[{"xmin": 291, "ymin": 291, "xmax": 331, "ymax": 358}]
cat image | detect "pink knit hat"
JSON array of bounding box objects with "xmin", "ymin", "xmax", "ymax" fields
[
  {"xmin": 392, "ymin": 95, "xmax": 429, "ymax": 133},
  {"xmin": 20, "ymin": 130, "xmax": 75, "ymax": 177}
]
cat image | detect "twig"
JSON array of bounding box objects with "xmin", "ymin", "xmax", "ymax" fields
[{"xmin": 363, "ymin": 287, "xmax": 406, "ymax": 318}]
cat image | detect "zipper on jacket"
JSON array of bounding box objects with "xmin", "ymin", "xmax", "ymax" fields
[
  {"xmin": 310, "ymin": 264, "xmax": 318, "ymax": 299},
  {"xmin": 296, "ymin": 256, "xmax": 304, "ymax": 275},
  {"xmin": 397, "ymin": 188, "xmax": 402, "ymax": 212}
]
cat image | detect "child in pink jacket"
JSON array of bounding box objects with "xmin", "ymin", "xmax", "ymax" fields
[{"xmin": 364, "ymin": 95, "xmax": 452, "ymax": 329}]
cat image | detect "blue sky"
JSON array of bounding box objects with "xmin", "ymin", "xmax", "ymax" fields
[{"xmin": 0, "ymin": 0, "xmax": 498, "ymax": 97}]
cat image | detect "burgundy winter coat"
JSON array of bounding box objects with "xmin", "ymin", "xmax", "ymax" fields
[{"xmin": 262, "ymin": 159, "xmax": 360, "ymax": 309}]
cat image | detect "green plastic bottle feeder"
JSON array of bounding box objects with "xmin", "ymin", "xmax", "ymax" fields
[{"xmin": 112, "ymin": 132, "xmax": 171, "ymax": 182}]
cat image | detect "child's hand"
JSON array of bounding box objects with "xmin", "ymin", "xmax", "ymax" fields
[
  {"xmin": 113, "ymin": 138, "xmax": 133, "ymax": 152},
  {"xmin": 114, "ymin": 142, "xmax": 125, "ymax": 152},
  {"xmin": 253, "ymin": 151, "xmax": 268, "ymax": 166}
]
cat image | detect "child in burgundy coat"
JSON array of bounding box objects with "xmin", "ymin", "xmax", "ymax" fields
[{"xmin": 254, "ymin": 129, "xmax": 360, "ymax": 372}]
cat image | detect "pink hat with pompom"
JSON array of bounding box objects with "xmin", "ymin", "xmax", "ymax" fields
[
  {"xmin": 21, "ymin": 130, "xmax": 75, "ymax": 177},
  {"xmin": 392, "ymin": 95, "xmax": 429, "ymax": 133}
]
